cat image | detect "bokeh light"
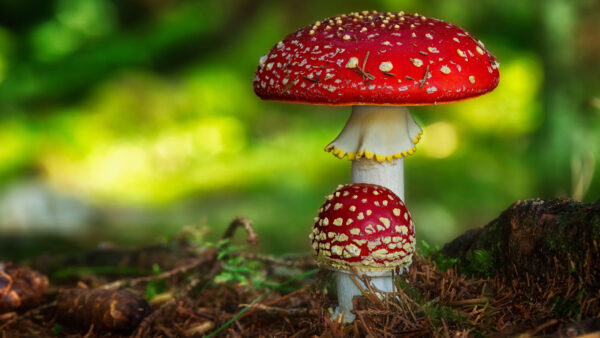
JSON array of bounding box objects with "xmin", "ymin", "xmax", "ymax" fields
[{"xmin": 0, "ymin": 0, "xmax": 598, "ymax": 258}]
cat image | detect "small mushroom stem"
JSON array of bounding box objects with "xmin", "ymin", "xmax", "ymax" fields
[
  {"xmin": 352, "ymin": 158, "xmax": 405, "ymax": 200},
  {"xmin": 334, "ymin": 270, "xmax": 395, "ymax": 323},
  {"xmin": 327, "ymin": 105, "xmax": 422, "ymax": 200}
]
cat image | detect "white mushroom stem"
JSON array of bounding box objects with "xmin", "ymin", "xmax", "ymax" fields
[
  {"xmin": 333, "ymin": 270, "xmax": 397, "ymax": 323},
  {"xmin": 327, "ymin": 105, "xmax": 422, "ymax": 200},
  {"xmin": 352, "ymin": 158, "xmax": 405, "ymax": 200}
]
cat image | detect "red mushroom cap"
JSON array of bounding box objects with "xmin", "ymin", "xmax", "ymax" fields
[
  {"xmin": 254, "ymin": 11, "xmax": 499, "ymax": 105},
  {"xmin": 310, "ymin": 183, "xmax": 415, "ymax": 272}
]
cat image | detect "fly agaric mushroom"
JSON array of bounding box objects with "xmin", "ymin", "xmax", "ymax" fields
[
  {"xmin": 254, "ymin": 11, "xmax": 499, "ymax": 200},
  {"xmin": 309, "ymin": 183, "xmax": 415, "ymax": 322}
]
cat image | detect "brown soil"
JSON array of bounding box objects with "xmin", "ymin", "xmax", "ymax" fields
[{"xmin": 0, "ymin": 215, "xmax": 598, "ymax": 337}]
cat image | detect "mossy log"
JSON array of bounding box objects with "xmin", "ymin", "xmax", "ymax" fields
[{"xmin": 441, "ymin": 198, "xmax": 600, "ymax": 284}]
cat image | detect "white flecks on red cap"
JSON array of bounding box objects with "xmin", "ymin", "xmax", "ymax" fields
[
  {"xmin": 254, "ymin": 11, "xmax": 499, "ymax": 106},
  {"xmin": 310, "ymin": 183, "xmax": 415, "ymax": 271}
]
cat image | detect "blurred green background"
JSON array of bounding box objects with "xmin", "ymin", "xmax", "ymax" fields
[{"xmin": 0, "ymin": 0, "xmax": 599, "ymax": 259}]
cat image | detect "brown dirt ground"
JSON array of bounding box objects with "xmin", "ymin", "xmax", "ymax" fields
[{"xmin": 1, "ymin": 217, "xmax": 598, "ymax": 337}]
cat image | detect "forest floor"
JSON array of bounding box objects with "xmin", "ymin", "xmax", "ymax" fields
[{"xmin": 1, "ymin": 216, "xmax": 599, "ymax": 337}]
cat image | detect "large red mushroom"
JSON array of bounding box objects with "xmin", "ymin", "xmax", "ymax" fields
[
  {"xmin": 254, "ymin": 11, "xmax": 499, "ymax": 200},
  {"xmin": 310, "ymin": 183, "xmax": 415, "ymax": 322}
]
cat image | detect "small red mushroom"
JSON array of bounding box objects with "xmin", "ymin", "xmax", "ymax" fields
[
  {"xmin": 310, "ymin": 183, "xmax": 415, "ymax": 322},
  {"xmin": 254, "ymin": 11, "xmax": 499, "ymax": 200}
]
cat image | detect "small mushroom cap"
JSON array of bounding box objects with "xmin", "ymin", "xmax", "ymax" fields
[
  {"xmin": 310, "ymin": 183, "xmax": 415, "ymax": 272},
  {"xmin": 254, "ymin": 11, "xmax": 499, "ymax": 105}
]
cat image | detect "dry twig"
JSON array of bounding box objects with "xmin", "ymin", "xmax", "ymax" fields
[{"xmin": 222, "ymin": 217, "xmax": 258, "ymax": 245}]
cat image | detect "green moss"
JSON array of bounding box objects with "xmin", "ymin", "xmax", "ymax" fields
[
  {"xmin": 551, "ymin": 288, "xmax": 585, "ymax": 317},
  {"xmin": 396, "ymin": 279, "xmax": 467, "ymax": 323},
  {"xmin": 420, "ymin": 241, "xmax": 460, "ymax": 272},
  {"xmin": 463, "ymin": 249, "xmax": 495, "ymax": 277},
  {"xmin": 548, "ymin": 235, "xmax": 558, "ymax": 249},
  {"xmin": 551, "ymin": 296, "xmax": 580, "ymax": 317},
  {"xmin": 395, "ymin": 278, "xmax": 477, "ymax": 334},
  {"xmin": 422, "ymin": 301, "xmax": 468, "ymax": 326}
]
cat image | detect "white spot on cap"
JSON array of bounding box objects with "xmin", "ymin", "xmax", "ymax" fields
[
  {"xmin": 345, "ymin": 244, "xmax": 361, "ymax": 257},
  {"xmin": 379, "ymin": 217, "xmax": 391, "ymax": 228},
  {"xmin": 457, "ymin": 49, "xmax": 465, "ymax": 57},
  {"xmin": 427, "ymin": 46, "xmax": 439, "ymax": 53},
  {"xmin": 334, "ymin": 203, "xmax": 343, "ymax": 210},
  {"xmin": 393, "ymin": 208, "xmax": 401, "ymax": 216},
  {"xmin": 259, "ymin": 55, "xmax": 268, "ymax": 66},
  {"xmin": 425, "ymin": 33, "xmax": 433, "ymax": 40},
  {"xmin": 343, "ymin": 34, "xmax": 351, "ymax": 40},
  {"xmin": 469, "ymin": 75, "xmax": 476, "ymax": 84},
  {"xmin": 350, "ymin": 228, "xmax": 360, "ymax": 235},
  {"xmin": 346, "ymin": 218, "xmax": 353, "ymax": 225},
  {"xmin": 366, "ymin": 210, "xmax": 372, "ymax": 216},
  {"xmin": 411, "ymin": 58, "xmax": 423, "ymax": 67},
  {"xmin": 476, "ymin": 46, "xmax": 484, "ymax": 55},
  {"xmin": 365, "ymin": 224, "xmax": 375, "ymax": 234},
  {"xmin": 354, "ymin": 239, "xmax": 367, "ymax": 246},
  {"xmin": 381, "ymin": 41, "xmax": 392, "ymax": 46},
  {"xmin": 349, "ymin": 205, "xmax": 356, "ymax": 212},
  {"xmin": 426, "ymin": 86, "xmax": 438, "ymax": 94},
  {"xmin": 336, "ymin": 233, "xmax": 349, "ymax": 242},
  {"xmin": 360, "ymin": 27, "xmax": 368, "ymax": 33},
  {"xmin": 345, "ymin": 57, "xmax": 359, "ymax": 69},
  {"xmin": 440, "ymin": 65, "xmax": 451, "ymax": 74},
  {"xmin": 367, "ymin": 239, "xmax": 381, "ymax": 251},
  {"xmin": 371, "ymin": 248, "xmax": 389, "ymax": 260},
  {"xmin": 333, "ymin": 218, "xmax": 343, "ymax": 226},
  {"xmin": 331, "ymin": 245, "xmax": 343, "ymax": 256},
  {"xmin": 357, "ymin": 212, "xmax": 364, "ymax": 220}
]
